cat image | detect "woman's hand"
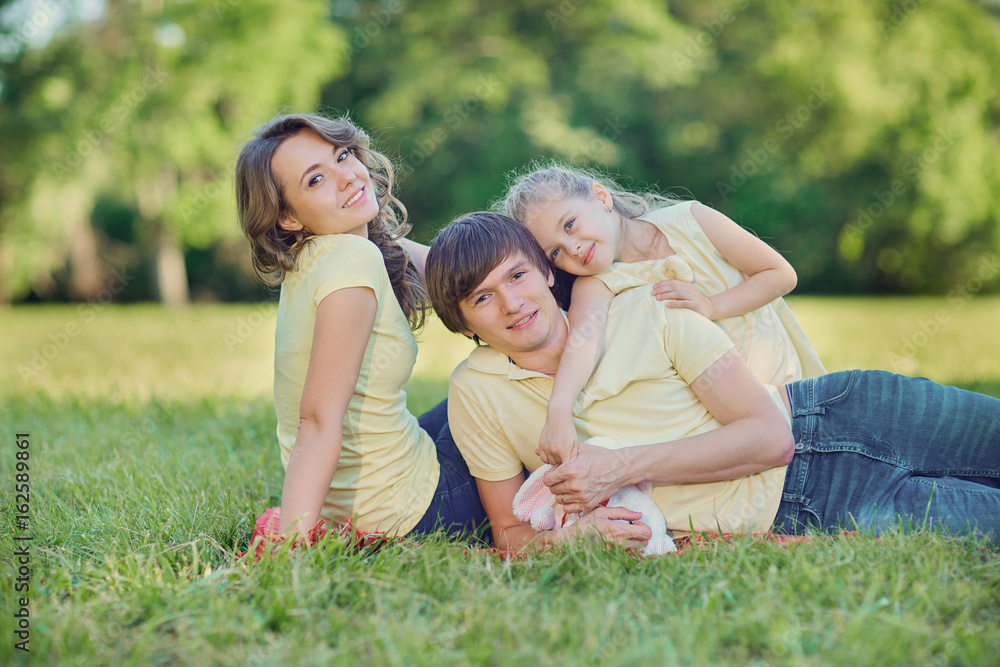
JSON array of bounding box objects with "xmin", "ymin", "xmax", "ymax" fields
[
  {"xmin": 554, "ymin": 506, "xmax": 650, "ymax": 550},
  {"xmin": 652, "ymin": 279, "xmax": 715, "ymax": 319},
  {"xmin": 536, "ymin": 411, "xmax": 579, "ymax": 465},
  {"xmin": 543, "ymin": 442, "xmax": 633, "ymax": 513}
]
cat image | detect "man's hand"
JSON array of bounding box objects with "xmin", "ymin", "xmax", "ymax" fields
[
  {"xmin": 536, "ymin": 412, "xmax": 579, "ymax": 465},
  {"xmin": 652, "ymin": 279, "xmax": 715, "ymax": 319},
  {"xmin": 556, "ymin": 506, "xmax": 651, "ymax": 550},
  {"xmin": 543, "ymin": 442, "xmax": 633, "ymax": 512}
]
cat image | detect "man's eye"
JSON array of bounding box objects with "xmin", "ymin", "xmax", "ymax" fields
[
  {"xmin": 512, "ymin": 271, "xmax": 526, "ymax": 281},
  {"xmin": 308, "ymin": 174, "xmax": 323, "ymax": 187},
  {"xmin": 475, "ymin": 294, "xmax": 489, "ymax": 304}
]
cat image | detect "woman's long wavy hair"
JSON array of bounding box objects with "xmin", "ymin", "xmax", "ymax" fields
[{"xmin": 235, "ymin": 113, "xmax": 427, "ymax": 329}]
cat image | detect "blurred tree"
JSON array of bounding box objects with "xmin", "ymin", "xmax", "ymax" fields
[
  {"xmin": 324, "ymin": 0, "xmax": 1000, "ymax": 294},
  {"xmin": 657, "ymin": 0, "xmax": 1000, "ymax": 294},
  {"xmin": 1, "ymin": 0, "xmax": 343, "ymax": 303},
  {"xmin": 322, "ymin": 0, "xmax": 691, "ymax": 237},
  {"xmin": 2, "ymin": 0, "xmax": 998, "ymax": 300}
]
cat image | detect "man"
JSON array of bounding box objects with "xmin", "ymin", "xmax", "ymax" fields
[{"xmin": 425, "ymin": 212, "xmax": 1000, "ymax": 552}]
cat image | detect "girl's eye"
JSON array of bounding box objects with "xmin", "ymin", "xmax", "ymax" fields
[
  {"xmin": 308, "ymin": 173, "xmax": 323, "ymax": 187},
  {"xmin": 564, "ymin": 219, "xmax": 575, "ymax": 231},
  {"xmin": 550, "ymin": 249, "xmax": 560, "ymax": 260}
]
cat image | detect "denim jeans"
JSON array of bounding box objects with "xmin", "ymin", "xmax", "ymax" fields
[
  {"xmin": 408, "ymin": 399, "xmax": 492, "ymax": 544},
  {"xmin": 773, "ymin": 370, "xmax": 1000, "ymax": 539}
]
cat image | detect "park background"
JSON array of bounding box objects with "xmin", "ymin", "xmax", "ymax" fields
[{"xmin": 3, "ymin": 1, "xmax": 1000, "ymax": 665}]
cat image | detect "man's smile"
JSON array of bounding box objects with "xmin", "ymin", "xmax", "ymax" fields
[{"xmin": 508, "ymin": 310, "xmax": 538, "ymax": 330}]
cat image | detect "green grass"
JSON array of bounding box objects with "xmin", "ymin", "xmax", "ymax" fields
[{"xmin": 2, "ymin": 298, "xmax": 999, "ymax": 665}]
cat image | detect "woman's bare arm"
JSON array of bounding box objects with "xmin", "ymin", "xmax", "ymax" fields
[{"xmin": 278, "ymin": 287, "xmax": 377, "ymax": 538}]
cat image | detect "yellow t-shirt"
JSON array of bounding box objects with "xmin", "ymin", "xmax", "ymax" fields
[
  {"xmin": 449, "ymin": 287, "xmax": 791, "ymax": 535},
  {"xmin": 594, "ymin": 201, "xmax": 826, "ymax": 385},
  {"xmin": 273, "ymin": 234, "xmax": 439, "ymax": 535}
]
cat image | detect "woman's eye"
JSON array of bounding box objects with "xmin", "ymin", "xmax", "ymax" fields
[
  {"xmin": 564, "ymin": 219, "xmax": 575, "ymax": 231},
  {"xmin": 308, "ymin": 174, "xmax": 323, "ymax": 187},
  {"xmin": 337, "ymin": 149, "xmax": 351, "ymax": 162}
]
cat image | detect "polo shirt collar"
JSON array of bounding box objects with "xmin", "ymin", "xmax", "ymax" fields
[{"xmin": 466, "ymin": 345, "xmax": 552, "ymax": 381}]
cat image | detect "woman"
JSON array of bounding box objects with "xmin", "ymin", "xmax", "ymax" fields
[{"xmin": 235, "ymin": 113, "xmax": 488, "ymax": 542}]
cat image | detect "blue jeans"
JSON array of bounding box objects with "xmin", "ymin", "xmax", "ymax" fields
[
  {"xmin": 408, "ymin": 399, "xmax": 492, "ymax": 544},
  {"xmin": 773, "ymin": 370, "xmax": 1000, "ymax": 539}
]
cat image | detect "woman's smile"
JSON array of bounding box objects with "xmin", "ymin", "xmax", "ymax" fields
[{"xmin": 343, "ymin": 186, "xmax": 366, "ymax": 208}]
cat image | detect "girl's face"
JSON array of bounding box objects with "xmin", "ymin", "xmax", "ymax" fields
[
  {"xmin": 271, "ymin": 130, "xmax": 380, "ymax": 237},
  {"xmin": 522, "ymin": 184, "xmax": 621, "ymax": 276}
]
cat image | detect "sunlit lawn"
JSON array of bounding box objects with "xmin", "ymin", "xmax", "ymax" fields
[{"xmin": 1, "ymin": 297, "xmax": 999, "ymax": 665}]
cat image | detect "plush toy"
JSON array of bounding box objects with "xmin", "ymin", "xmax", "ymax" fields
[{"xmin": 512, "ymin": 436, "xmax": 676, "ymax": 555}]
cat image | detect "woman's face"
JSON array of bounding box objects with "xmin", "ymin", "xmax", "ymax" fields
[
  {"xmin": 271, "ymin": 130, "xmax": 380, "ymax": 237},
  {"xmin": 522, "ymin": 187, "xmax": 621, "ymax": 276}
]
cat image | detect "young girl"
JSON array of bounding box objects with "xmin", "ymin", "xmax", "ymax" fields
[
  {"xmin": 502, "ymin": 165, "xmax": 825, "ymax": 465},
  {"xmin": 235, "ymin": 113, "xmax": 488, "ymax": 542}
]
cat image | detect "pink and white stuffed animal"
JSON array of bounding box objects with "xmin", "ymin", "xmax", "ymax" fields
[{"xmin": 512, "ymin": 437, "xmax": 676, "ymax": 555}]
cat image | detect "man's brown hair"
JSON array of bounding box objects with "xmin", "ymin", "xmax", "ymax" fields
[{"xmin": 426, "ymin": 212, "xmax": 550, "ymax": 336}]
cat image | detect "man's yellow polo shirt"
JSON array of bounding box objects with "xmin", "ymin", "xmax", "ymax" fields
[{"xmin": 448, "ymin": 287, "xmax": 791, "ymax": 535}]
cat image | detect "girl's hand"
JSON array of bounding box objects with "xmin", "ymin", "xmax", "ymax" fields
[
  {"xmin": 536, "ymin": 412, "xmax": 578, "ymax": 465},
  {"xmin": 652, "ymin": 280, "xmax": 715, "ymax": 319}
]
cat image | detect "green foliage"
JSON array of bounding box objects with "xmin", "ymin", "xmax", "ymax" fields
[
  {"xmin": 2, "ymin": 0, "xmax": 1000, "ymax": 301},
  {"xmin": 1, "ymin": 0, "xmax": 343, "ymax": 300}
]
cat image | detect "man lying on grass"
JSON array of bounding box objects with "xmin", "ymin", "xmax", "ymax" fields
[{"xmin": 424, "ymin": 212, "xmax": 1000, "ymax": 552}]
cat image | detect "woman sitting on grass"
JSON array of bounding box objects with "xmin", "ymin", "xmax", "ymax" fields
[{"xmin": 234, "ymin": 113, "xmax": 488, "ymax": 543}]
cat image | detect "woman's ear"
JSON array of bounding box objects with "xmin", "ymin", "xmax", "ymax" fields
[
  {"xmin": 277, "ymin": 215, "xmax": 304, "ymax": 232},
  {"xmin": 591, "ymin": 182, "xmax": 613, "ymax": 212}
]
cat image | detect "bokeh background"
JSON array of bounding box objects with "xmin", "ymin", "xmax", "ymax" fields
[
  {"xmin": 3, "ymin": 6, "xmax": 1000, "ymax": 663},
  {"xmin": 2, "ymin": 0, "xmax": 1000, "ymax": 306}
]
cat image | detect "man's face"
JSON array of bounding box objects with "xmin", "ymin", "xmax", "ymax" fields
[{"xmin": 458, "ymin": 254, "xmax": 560, "ymax": 356}]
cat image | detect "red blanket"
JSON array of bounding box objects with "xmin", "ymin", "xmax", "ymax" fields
[{"xmin": 239, "ymin": 507, "xmax": 829, "ymax": 562}]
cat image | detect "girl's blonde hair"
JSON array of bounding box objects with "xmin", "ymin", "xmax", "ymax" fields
[
  {"xmin": 499, "ymin": 162, "xmax": 681, "ymax": 226},
  {"xmin": 235, "ymin": 112, "xmax": 426, "ymax": 329}
]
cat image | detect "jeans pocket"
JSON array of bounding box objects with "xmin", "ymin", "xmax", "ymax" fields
[
  {"xmin": 797, "ymin": 504, "xmax": 824, "ymax": 532},
  {"xmin": 814, "ymin": 370, "xmax": 859, "ymax": 408}
]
